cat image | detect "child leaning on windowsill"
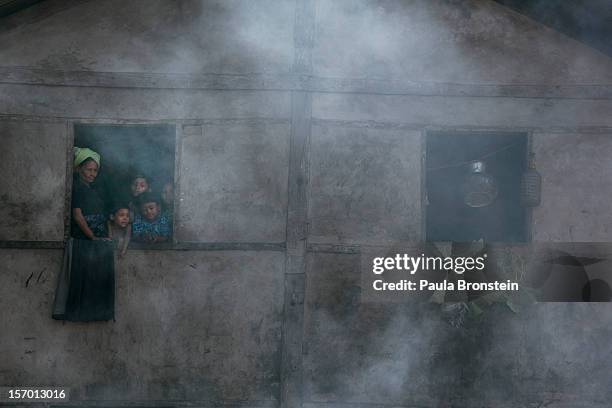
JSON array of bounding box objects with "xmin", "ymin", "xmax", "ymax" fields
[
  {"xmin": 107, "ymin": 204, "xmax": 131, "ymax": 257},
  {"xmin": 128, "ymin": 173, "xmax": 150, "ymax": 220},
  {"xmin": 131, "ymin": 192, "xmax": 171, "ymax": 244}
]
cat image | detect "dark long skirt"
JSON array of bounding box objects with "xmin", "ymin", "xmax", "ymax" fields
[{"xmin": 53, "ymin": 238, "xmax": 115, "ymax": 321}]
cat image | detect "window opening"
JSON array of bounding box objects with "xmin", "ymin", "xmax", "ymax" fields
[
  {"xmin": 72, "ymin": 124, "xmax": 176, "ymax": 245},
  {"xmin": 425, "ymin": 131, "xmax": 528, "ymax": 242}
]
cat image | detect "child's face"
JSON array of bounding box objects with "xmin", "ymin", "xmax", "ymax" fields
[
  {"xmin": 141, "ymin": 202, "xmax": 160, "ymax": 222},
  {"xmin": 112, "ymin": 208, "xmax": 130, "ymax": 228},
  {"xmin": 131, "ymin": 178, "xmax": 148, "ymax": 197}
]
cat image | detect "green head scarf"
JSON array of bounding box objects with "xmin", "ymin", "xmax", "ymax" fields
[{"xmin": 73, "ymin": 147, "xmax": 101, "ymax": 168}]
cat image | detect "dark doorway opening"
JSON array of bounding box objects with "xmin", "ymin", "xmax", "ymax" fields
[{"xmin": 426, "ymin": 131, "xmax": 528, "ymax": 242}]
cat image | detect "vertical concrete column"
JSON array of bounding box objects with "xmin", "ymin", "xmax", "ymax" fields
[
  {"xmin": 281, "ymin": 92, "xmax": 311, "ymax": 408},
  {"xmin": 281, "ymin": 1, "xmax": 314, "ymax": 407}
]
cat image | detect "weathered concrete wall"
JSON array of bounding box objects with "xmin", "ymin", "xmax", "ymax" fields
[
  {"xmin": 308, "ymin": 125, "xmax": 422, "ymax": 245},
  {"xmin": 0, "ymin": 0, "xmax": 295, "ymax": 75},
  {"xmin": 312, "ymin": 93, "xmax": 612, "ymax": 129},
  {"xmin": 0, "ymin": 120, "xmax": 67, "ymax": 241},
  {"xmin": 0, "ymin": 248, "xmax": 284, "ymax": 404},
  {"xmin": 313, "ymin": 0, "xmax": 612, "ymax": 84},
  {"xmin": 533, "ymin": 132, "xmax": 612, "ymax": 242},
  {"xmin": 0, "ymin": 85, "xmax": 291, "ymax": 121},
  {"xmin": 178, "ymin": 122, "xmax": 290, "ymax": 242},
  {"xmin": 3, "ymin": 0, "xmax": 611, "ymax": 84},
  {"xmin": 303, "ymin": 251, "xmax": 612, "ymax": 408}
]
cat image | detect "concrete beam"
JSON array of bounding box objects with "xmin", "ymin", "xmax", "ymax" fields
[{"xmin": 1, "ymin": 66, "xmax": 611, "ymax": 99}]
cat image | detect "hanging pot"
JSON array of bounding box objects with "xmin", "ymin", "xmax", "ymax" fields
[{"xmin": 463, "ymin": 161, "xmax": 498, "ymax": 208}]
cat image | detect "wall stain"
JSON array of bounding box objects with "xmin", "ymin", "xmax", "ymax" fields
[
  {"xmin": 36, "ymin": 268, "xmax": 46, "ymax": 283},
  {"xmin": 24, "ymin": 272, "xmax": 34, "ymax": 288}
]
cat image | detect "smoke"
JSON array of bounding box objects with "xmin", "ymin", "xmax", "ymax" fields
[
  {"xmin": 306, "ymin": 247, "xmax": 612, "ymax": 405},
  {"xmin": 2, "ymin": 0, "xmax": 612, "ymax": 406},
  {"xmin": 313, "ymin": 0, "xmax": 612, "ymax": 84}
]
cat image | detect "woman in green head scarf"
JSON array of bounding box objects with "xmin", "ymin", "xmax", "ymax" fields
[
  {"xmin": 58, "ymin": 147, "xmax": 115, "ymax": 322},
  {"xmin": 73, "ymin": 147, "xmax": 100, "ymax": 169},
  {"xmin": 71, "ymin": 147, "xmax": 107, "ymax": 239}
]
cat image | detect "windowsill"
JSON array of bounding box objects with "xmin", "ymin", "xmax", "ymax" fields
[
  {"xmin": 128, "ymin": 242, "xmax": 286, "ymax": 251},
  {"xmin": 0, "ymin": 240, "xmax": 286, "ymax": 252}
]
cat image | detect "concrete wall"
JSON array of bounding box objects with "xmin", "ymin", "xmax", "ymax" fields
[
  {"xmin": 303, "ymin": 250, "xmax": 612, "ymax": 407},
  {"xmin": 178, "ymin": 122, "xmax": 290, "ymax": 243},
  {"xmin": 2, "ymin": 0, "xmax": 612, "ymax": 83},
  {"xmin": 0, "ymin": 0, "xmax": 296, "ymax": 74},
  {"xmin": 533, "ymin": 131, "xmax": 612, "ymax": 242},
  {"xmin": 0, "ymin": 248, "xmax": 284, "ymax": 403},
  {"xmin": 1, "ymin": 1, "xmax": 612, "ymax": 407},
  {"xmin": 312, "ymin": 0, "xmax": 612, "ymax": 84},
  {"xmin": 0, "ymin": 120, "xmax": 67, "ymax": 241},
  {"xmin": 308, "ymin": 125, "xmax": 422, "ymax": 245}
]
